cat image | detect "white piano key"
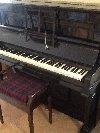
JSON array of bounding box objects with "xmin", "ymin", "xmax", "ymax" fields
[
  {"xmin": 81, "ymin": 70, "xmax": 88, "ymax": 77},
  {"xmin": 45, "ymin": 60, "xmax": 51, "ymax": 63},
  {"xmin": 67, "ymin": 67, "xmax": 75, "ymax": 72},
  {"xmin": 0, "ymin": 49, "xmax": 88, "ymax": 81},
  {"xmin": 59, "ymin": 64, "xmax": 66, "ymax": 68}
]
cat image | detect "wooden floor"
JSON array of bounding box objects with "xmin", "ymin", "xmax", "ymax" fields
[{"xmin": 0, "ymin": 99, "xmax": 100, "ymax": 133}]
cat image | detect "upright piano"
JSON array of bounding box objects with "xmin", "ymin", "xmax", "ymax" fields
[{"xmin": 0, "ymin": 0, "xmax": 100, "ymax": 133}]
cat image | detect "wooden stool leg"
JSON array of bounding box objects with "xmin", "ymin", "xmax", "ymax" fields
[
  {"xmin": 1, "ymin": 63, "xmax": 8, "ymax": 79},
  {"xmin": 48, "ymin": 96, "xmax": 52, "ymax": 124},
  {"xmin": 0, "ymin": 105, "xmax": 4, "ymax": 124},
  {"xmin": 28, "ymin": 109, "xmax": 34, "ymax": 133}
]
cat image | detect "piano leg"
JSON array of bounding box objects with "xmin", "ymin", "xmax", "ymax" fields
[
  {"xmin": 80, "ymin": 92, "xmax": 98, "ymax": 133},
  {"xmin": 0, "ymin": 105, "xmax": 4, "ymax": 124},
  {"xmin": 28, "ymin": 109, "xmax": 34, "ymax": 133}
]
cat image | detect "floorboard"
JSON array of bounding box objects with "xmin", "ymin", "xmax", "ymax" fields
[{"xmin": 0, "ymin": 99, "xmax": 99, "ymax": 133}]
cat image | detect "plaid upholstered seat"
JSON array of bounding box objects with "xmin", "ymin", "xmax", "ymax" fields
[
  {"xmin": 0, "ymin": 68, "xmax": 53, "ymax": 133},
  {"xmin": 0, "ymin": 70, "xmax": 48, "ymax": 103}
]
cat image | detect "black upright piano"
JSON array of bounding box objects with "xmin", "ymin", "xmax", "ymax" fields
[{"xmin": 0, "ymin": 1, "xmax": 100, "ymax": 133}]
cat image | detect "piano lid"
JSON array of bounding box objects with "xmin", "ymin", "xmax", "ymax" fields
[{"xmin": 0, "ymin": 0, "xmax": 100, "ymax": 11}]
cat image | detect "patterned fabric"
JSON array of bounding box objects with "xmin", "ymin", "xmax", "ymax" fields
[{"xmin": 0, "ymin": 70, "xmax": 48, "ymax": 103}]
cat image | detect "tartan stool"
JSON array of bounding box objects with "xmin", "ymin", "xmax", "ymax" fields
[
  {"xmin": 0, "ymin": 69, "xmax": 52, "ymax": 133},
  {"xmin": 0, "ymin": 105, "xmax": 4, "ymax": 123}
]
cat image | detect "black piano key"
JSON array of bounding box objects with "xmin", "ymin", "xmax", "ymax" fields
[
  {"xmin": 81, "ymin": 70, "xmax": 86, "ymax": 75},
  {"xmin": 41, "ymin": 58, "xmax": 48, "ymax": 63},
  {"xmin": 78, "ymin": 69, "xmax": 84, "ymax": 74},
  {"xmin": 62, "ymin": 65, "xmax": 68, "ymax": 69},
  {"xmin": 28, "ymin": 54, "xmax": 36, "ymax": 59},
  {"xmin": 77, "ymin": 69, "xmax": 81, "ymax": 74},
  {"xmin": 18, "ymin": 51, "xmax": 24, "ymax": 55},
  {"xmin": 21, "ymin": 53, "xmax": 29, "ymax": 57},
  {"xmin": 60, "ymin": 64, "xmax": 66, "ymax": 69},
  {"xmin": 7, "ymin": 48, "xmax": 14, "ymax": 53},
  {"xmin": 63, "ymin": 66, "xmax": 70, "ymax": 70},
  {"xmin": 8, "ymin": 48, "xmax": 13, "ymax": 51},
  {"xmin": 62, "ymin": 64, "xmax": 67, "ymax": 69},
  {"xmin": 39, "ymin": 58, "xmax": 45, "ymax": 62},
  {"xmin": 1, "ymin": 46, "xmax": 8, "ymax": 50},
  {"xmin": 55, "ymin": 62, "xmax": 63, "ymax": 68},
  {"xmin": 73, "ymin": 68, "xmax": 79, "ymax": 73},
  {"xmin": 11, "ymin": 50, "xmax": 19, "ymax": 54},
  {"xmin": 54, "ymin": 62, "xmax": 59, "ymax": 67},
  {"xmin": 66, "ymin": 66, "xmax": 72, "ymax": 71},
  {"xmin": 58, "ymin": 63, "xmax": 65, "ymax": 68},
  {"xmin": 34, "ymin": 56, "xmax": 43, "ymax": 61},
  {"xmin": 71, "ymin": 67, "xmax": 76, "ymax": 72},
  {"xmin": 5, "ymin": 48, "xmax": 11, "ymax": 52},
  {"xmin": 46, "ymin": 60, "xmax": 56, "ymax": 66}
]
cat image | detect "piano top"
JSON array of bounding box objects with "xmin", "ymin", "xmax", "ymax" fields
[{"xmin": 0, "ymin": 0, "xmax": 100, "ymax": 11}]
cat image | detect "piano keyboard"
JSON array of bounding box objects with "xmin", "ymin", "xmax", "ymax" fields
[{"xmin": 0, "ymin": 46, "xmax": 88, "ymax": 81}]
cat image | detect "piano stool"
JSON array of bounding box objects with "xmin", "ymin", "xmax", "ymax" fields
[{"xmin": 0, "ymin": 69, "xmax": 52, "ymax": 133}]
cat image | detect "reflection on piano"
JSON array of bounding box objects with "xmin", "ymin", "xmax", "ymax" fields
[{"xmin": 0, "ymin": 1, "xmax": 100, "ymax": 133}]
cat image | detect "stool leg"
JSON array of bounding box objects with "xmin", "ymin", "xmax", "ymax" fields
[
  {"xmin": 0, "ymin": 105, "xmax": 4, "ymax": 124},
  {"xmin": 28, "ymin": 109, "xmax": 34, "ymax": 133},
  {"xmin": 48, "ymin": 96, "xmax": 52, "ymax": 124}
]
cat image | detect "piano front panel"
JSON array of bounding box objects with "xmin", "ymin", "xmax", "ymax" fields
[{"xmin": 0, "ymin": 3, "xmax": 100, "ymax": 46}]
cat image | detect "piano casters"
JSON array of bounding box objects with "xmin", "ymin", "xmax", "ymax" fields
[
  {"xmin": 80, "ymin": 93, "xmax": 97, "ymax": 133},
  {"xmin": 0, "ymin": 105, "xmax": 4, "ymax": 124}
]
